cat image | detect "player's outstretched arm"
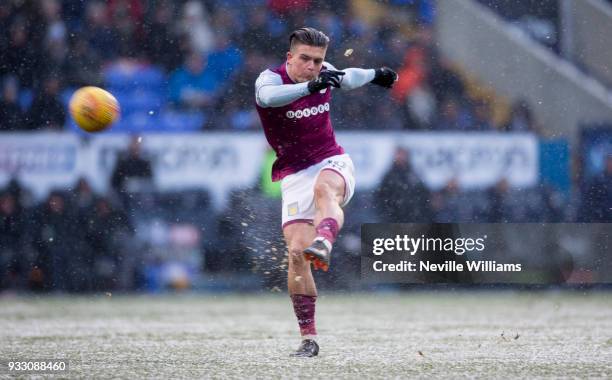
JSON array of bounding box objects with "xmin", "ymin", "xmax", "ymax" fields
[
  {"xmin": 340, "ymin": 67, "xmax": 398, "ymax": 90},
  {"xmin": 325, "ymin": 62, "xmax": 398, "ymax": 90},
  {"xmin": 255, "ymin": 69, "xmax": 345, "ymax": 108}
]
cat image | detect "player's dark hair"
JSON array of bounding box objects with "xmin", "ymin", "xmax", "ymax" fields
[{"xmin": 289, "ymin": 27, "xmax": 329, "ymax": 50}]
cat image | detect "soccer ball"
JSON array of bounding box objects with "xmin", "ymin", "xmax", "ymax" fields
[{"xmin": 69, "ymin": 86, "xmax": 120, "ymax": 132}]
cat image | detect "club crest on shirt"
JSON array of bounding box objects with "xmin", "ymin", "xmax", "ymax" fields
[{"xmin": 288, "ymin": 202, "xmax": 299, "ymax": 216}]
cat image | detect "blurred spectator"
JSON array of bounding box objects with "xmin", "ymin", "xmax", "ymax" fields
[
  {"xmin": 111, "ymin": 137, "xmax": 153, "ymax": 196},
  {"xmin": 82, "ymin": 1, "xmax": 120, "ymax": 62},
  {"xmin": 0, "ymin": 3, "xmax": 12, "ymax": 39},
  {"xmin": 471, "ymin": 99, "xmax": 494, "ymax": 131},
  {"xmin": 85, "ymin": 197, "xmax": 133, "ymax": 290},
  {"xmin": 391, "ymin": 42, "xmax": 428, "ymax": 105},
  {"xmin": 217, "ymin": 51, "xmax": 268, "ymax": 130},
  {"xmin": 109, "ymin": 0, "xmax": 145, "ymax": 58},
  {"xmin": 488, "ymin": 179, "xmax": 510, "ymax": 222},
  {"xmin": 431, "ymin": 179, "xmax": 461, "ymax": 222},
  {"xmin": 580, "ymin": 154, "xmax": 612, "ymax": 222},
  {"xmin": 434, "ymin": 96, "xmax": 472, "ymax": 130},
  {"xmin": 428, "ymin": 57, "xmax": 466, "ymax": 104},
  {"xmin": 386, "ymin": 27, "xmax": 438, "ymax": 129},
  {"xmin": 169, "ymin": 52, "xmax": 221, "ymax": 109},
  {"xmin": 206, "ymin": 33, "xmax": 243, "ymax": 85},
  {"xmin": 229, "ymin": 52, "xmax": 268, "ymax": 108},
  {"xmin": 42, "ymin": 0, "xmax": 71, "ymax": 83},
  {"xmin": 72, "ymin": 178, "xmax": 97, "ymax": 215},
  {"xmin": 0, "ymin": 76, "xmax": 25, "ymax": 131},
  {"xmin": 488, "ymin": 179, "xmax": 558, "ymax": 222},
  {"xmin": 307, "ymin": 10, "xmax": 344, "ymax": 42},
  {"xmin": 379, "ymin": 29, "xmax": 408, "ymax": 67},
  {"xmin": 268, "ymin": 0, "xmax": 312, "ymax": 27},
  {"xmin": 0, "ymin": 190, "xmax": 26, "ymax": 289},
  {"xmin": 332, "ymin": 91, "xmax": 371, "ymax": 130},
  {"xmin": 388, "ymin": 0, "xmax": 435, "ymax": 26},
  {"xmin": 32, "ymin": 191, "xmax": 87, "ymax": 291},
  {"xmin": 371, "ymin": 101, "xmax": 405, "ymax": 130},
  {"xmin": 144, "ymin": 1, "xmax": 185, "ymax": 72},
  {"xmin": 41, "ymin": 0, "xmax": 69, "ymax": 83},
  {"xmin": 179, "ymin": 1, "xmax": 215, "ymax": 55},
  {"xmin": 41, "ymin": 0, "xmax": 67, "ymax": 49},
  {"xmin": 213, "ymin": 193, "xmax": 247, "ymax": 272},
  {"xmin": 541, "ymin": 183, "xmax": 565, "ymax": 222},
  {"xmin": 240, "ymin": 6, "xmax": 276, "ymax": 55},
  {"xmin": 44, "ymin": 36, "xmax": 70, "ymax": 82},
  {"xmin": 375, "ymin": 147, "xmax": 433, "ymax": 222},
  {"xmin": 61, "ymin": 0, "xmax": 87, "ymax": 32},
  {"xmin": 503, "ymin": 99, "xmax": 541, "ymax": 134},
  {"xmin": 1, "ymin": 16, "xmax": 43, "ymax": 88},
  {"xmin": 5, "ymin": 179, "xmax": 24, "ymax": 207},
  {"xmin": 222, "ymin": 98, "xmax": 261, "ymax": 130},
  {"xmin": 64, "ymin": 36, "xmax": 103, "ymax": 87},
  {"xmin": 405, "ymin": 85, "xmax": 436, "ymax": 129},
  {"xmin": 388, "ymin": 34, "xmax": 437, "ymax": 129},
  {"xmin": 27, "ymin": 76, "xmax": 66, "ymax": 130}
]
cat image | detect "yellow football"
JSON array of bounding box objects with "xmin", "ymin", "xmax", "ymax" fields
[{"xmin": 69, "ymin": 86, "xmax": 120, "ymax": 132}]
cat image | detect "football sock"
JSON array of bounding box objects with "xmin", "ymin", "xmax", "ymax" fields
[
  {"xmin": 315, "ymin": 217, "xmax": 339, "ymax": 244},
  {"xmin": 291, "ymin": 294, "xmax": 317, "ymax": 337}
]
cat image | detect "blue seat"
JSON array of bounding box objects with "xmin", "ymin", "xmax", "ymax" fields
[
  {"xmin": 122, "ymin": 112, "xmax": 161, "ymax": 132},
  {"xmin": 18, "ymin": 88, "xmax": 34, "ymax": 110},
  {"xmin": 111, "ymin": 89, "xmax": 164, "ymax": 115},
  {"xmin": 59, "ymin": 88, "xmax": 77, "ymax": 107},
  {"xmin": 104, "ymin": 64, "xmax": 166, "ymax": 92},
  {"xmin": 160, "ymin": 111, "xmax": 205, "ymax": 131}
]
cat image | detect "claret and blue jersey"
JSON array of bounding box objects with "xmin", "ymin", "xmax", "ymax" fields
[
  {"xmin": 255, "ymin": 62, "xmax": 344, "ymax": 181},
  {"xmin": 254, "ymin": 60, "xmax": 376, "ymax": 181}
]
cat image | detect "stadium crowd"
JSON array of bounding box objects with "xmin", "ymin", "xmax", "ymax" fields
[{"xmin": 0, "ymin": 0, "xmax": 540, "ymax": 133}]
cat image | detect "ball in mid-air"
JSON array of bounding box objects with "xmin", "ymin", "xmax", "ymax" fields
[{"xmin": 69, "ymin": 86, "xmax": 120, "ymax": 132}]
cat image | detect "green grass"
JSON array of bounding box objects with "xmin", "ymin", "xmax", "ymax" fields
[{"xmin": 1, "ymin": 292, "xmax": 611, "ymax": 378}]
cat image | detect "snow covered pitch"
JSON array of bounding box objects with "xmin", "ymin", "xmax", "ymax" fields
[{"xmin": 2, "ymin": 292, "xmax": 611, "ymax": 378}]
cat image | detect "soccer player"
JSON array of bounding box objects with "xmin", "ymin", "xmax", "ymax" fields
[{"xmin": 254, "ymin": 27, "xmax": 397, "ymax": 357}]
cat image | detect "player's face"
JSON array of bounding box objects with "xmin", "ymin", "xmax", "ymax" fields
[{"xmin": 286, "ymin": 44, "xmax": 327, "ymax": 83}]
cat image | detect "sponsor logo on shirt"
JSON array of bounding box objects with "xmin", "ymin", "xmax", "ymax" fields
[{"xmin": 286, "ymin": 103, "xmax": 330, "ymax": 119}]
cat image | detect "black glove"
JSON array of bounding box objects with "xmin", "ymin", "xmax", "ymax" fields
[
  {"xmin": 308, "ymin": 69, "xmax": 345, "ymax": 93},
  {"xmin": 371, "ymin": 67, "xmax": 398, "ymax": 88}
]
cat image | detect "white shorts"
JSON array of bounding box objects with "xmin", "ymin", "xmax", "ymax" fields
[{"xmin": 281, "ymin": 153, "xmax": 356, "ymax": 228}]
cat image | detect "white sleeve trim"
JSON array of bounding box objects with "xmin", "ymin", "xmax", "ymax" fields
[{"xmin": 255, "ymin": 69, "xmax": 310, "ymax": 108}]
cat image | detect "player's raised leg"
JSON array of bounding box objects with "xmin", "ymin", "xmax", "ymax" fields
[
  {"xmin": 304, "ymin": 169, "xmax": 345, "ymax": 271},
  {"xmin": 284, "ymin": 222, "xmax": 320, "ymax": 357}
]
